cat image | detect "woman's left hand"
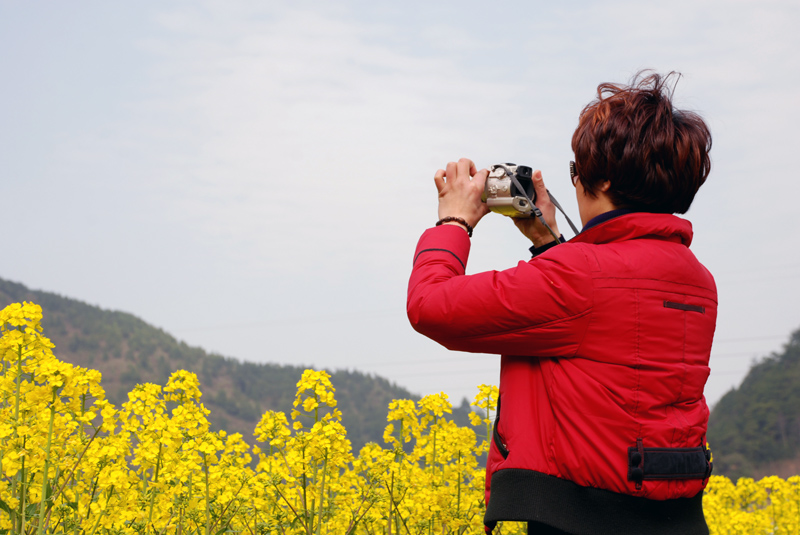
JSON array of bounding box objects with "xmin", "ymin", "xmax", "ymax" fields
[
  {"xmin": 434, "ymin": 158, "xmax": 490, "ymax": 229},
  {"xmin": 512, "ymin": 169, "xmax": 561, "ymax": 247}
]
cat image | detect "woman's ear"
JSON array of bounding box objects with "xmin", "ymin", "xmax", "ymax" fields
[{"xmin": 598, "ymin": 180, "xmax": 612, "ymax": 193}]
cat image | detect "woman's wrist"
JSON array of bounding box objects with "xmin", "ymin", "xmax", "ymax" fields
[
  {"xmin": 529, "ymin": 235, "xmax": 565, "ymax": 257},
  {"xmin": 531, "ymin": 235, "xmax": 557, "ymax": 248},
  {"xmin": 526, "ymin": 221, "xmax": 561, "ymax": 247},
  {"xmin": 436, "ymin": 216, "xmax": 473, "ymax": 237}
]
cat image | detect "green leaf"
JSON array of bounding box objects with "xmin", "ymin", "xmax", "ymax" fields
[
  {"xmin": 44, "ymin": 479, "xmax": 54, "ymax": 502},
  {"xmin": 0, "ymin": 498, "xmax": 11, "ymax": 515}
]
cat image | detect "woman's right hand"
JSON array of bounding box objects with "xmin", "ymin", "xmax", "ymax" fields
[
  {"xmin": 434, "ymin": 158, "xmax": 490, "ymax": 229},
  {"xmin": 512, "ymin": 170, "xmax": 561, "ymax": 247}
]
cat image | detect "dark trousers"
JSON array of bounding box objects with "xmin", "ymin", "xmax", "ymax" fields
[{"xmin": 528, "ymin": 521, "xmax": 570, "ymax": 534}]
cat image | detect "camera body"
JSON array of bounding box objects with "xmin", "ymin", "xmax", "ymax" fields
[{"xmin": 481, "ymin": 163, "xmax": 536, "ymax": 218}]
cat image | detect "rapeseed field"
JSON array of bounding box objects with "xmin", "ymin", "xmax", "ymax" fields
[{"xmin": 2, "ymin": 302, "xmax": 798, "ymax": 534}]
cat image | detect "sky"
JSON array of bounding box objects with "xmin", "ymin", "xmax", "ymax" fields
[{"xmin": 1, "ymin": 0, "xmax": 799, "ymax": 409}]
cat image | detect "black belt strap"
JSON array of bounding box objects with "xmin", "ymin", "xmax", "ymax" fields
[{"xmin": 628, "ymin": 441, "xmax": 712, "ymax": 484}]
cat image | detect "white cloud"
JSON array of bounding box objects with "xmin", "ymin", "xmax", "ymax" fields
[{"xmin": 115, "ymin": 2, "xmax": 530, "ymax": 283}]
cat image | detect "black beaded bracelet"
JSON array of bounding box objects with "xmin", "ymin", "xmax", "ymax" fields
[{"xmin": 435, "ymin": 216, "xmax": 473, "ymax": 237}]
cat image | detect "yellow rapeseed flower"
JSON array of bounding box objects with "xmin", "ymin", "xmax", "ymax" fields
[{"xmin": 2, "ymin": 302, "xmax": 798, "ymax": 535}]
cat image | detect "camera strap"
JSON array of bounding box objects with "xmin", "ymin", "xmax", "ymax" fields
[
  {"xmin": 503, "ymin": 168, "xmax": 580, "ymax": 241},
  {"xmin": 548, "ymin": 191, "xmax": 580, "ymax": 235}
]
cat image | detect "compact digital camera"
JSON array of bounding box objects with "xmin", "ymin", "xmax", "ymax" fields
[{"xmin": 481, "ymin": 163, "xmax": 537, "ymax": 218}]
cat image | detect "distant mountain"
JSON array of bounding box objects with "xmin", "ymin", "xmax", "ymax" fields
[
  {"xmin": 0, "ymin": 278, "xmax": 477, "ymax": 453},
  {"xmin": 708, "ymin": 328, "xmax": 800, "ymax": 479}
]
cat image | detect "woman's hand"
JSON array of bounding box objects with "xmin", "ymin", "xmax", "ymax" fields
[
  {"xmin": 513, "ymin": 170, "xmax": 561, "ymax": 247},
  {"xmin": 434, "ymin": 158, "xmax": 490, "ymax": 230}
]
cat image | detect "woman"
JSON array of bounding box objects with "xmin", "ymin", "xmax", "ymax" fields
[{"xmin": 407, "ymin": 72, "xmax": 715, "ymax": 535}]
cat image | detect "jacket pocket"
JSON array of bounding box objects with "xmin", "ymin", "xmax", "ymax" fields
[{"xmin": 492, "ymin": 395, "xmax": 509, "ymax": 459}]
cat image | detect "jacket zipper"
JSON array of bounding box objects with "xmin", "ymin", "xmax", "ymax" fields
[{"xmin": 492, "ymin": 395, "xmax": 510, "ymax": 459}]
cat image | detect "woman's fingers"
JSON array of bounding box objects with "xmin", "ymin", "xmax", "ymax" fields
[
  {"xmin": 457, "ymin": 158, "xmax": 476, "ymax": 180},
  {"xmin": 445, "ymin": 160, "xmax": 458, "ymax": 183},
  {"xmin": 439, "ymin": 159, "xmax": 479, "ymax": 183},
  {"xmin": 434, "ymin": 169, "xmax": 446, "ymax": 193},
  {"xmin": 473, "ymin": 167, "xmax": 489, "ymax": 188},
  {"xmin": 439, "ymin": 158, "xmax": 479, "ymax": 187},
  {"xmin": 532, "ymin": 170, "xmax": 550, "ymax": 204},
  {"xmin": 435, "ymin": 158, "xmax": 490, "ymax": 227}
]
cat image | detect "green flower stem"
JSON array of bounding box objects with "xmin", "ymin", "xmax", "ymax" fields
[
  {"xmin": 11, "ymin": 343, "xmax": 24, "ymax": 525},
  {"xmin": 390, "ymin": 487, "xmax": 411, "ymax": 535},
  {"xmin": 87, "ymin": 486, "xmax": 113, "ymax": 535},
  {"xmin": 203, "ymin": 453, "xmax": 210, "ymax": 535},
  {"xmin": 41, "ymin": 426, "xmax": 100, "ymax": 525},
  {"xmin": 147, "ymin": 440, "xmax": 164, "ymax": 532},
  {"xmin": 18, "ymin": 439, "xmax": 27, "ymax": 534},
  {"xmin": 208, "ymin": 476, "xmax": 250, "ymax": 534},
  {"xmin": 310, "ymin": 454, "xmax": 318, "ymax": 534},
  {"xmin": 387, "ymin": 472, "xmax": 393, "ymax": 535},
  {"xmin": 432, "ymin": 427, "xmax": 437, "ymax": 473},
  {"xmin": 154, "ymin": 511, "xmax": 175, "ymax": 535},
  {"xmin": 13, "ymin": 343, "xmax": 23, "ymax": 427},
  {"xmin": 315, "ymin": 454, "xmax": 327, "ymax": 535},
  {"xmin": 36, "ymin": 388, "xmax": 58, "ymax": 535},
  {"xmin": 272, "ymin": 482, "xmax": 309, "ymax": 533},
  {"xmin": 301, "ymin": 446, "xmax": 309, "ymax": 533},
  {"xmin": 456, "ymin": 451, "xmax": 461, "ymax": 517},
  {"xmin": 85, "ymin": 476, "xmax": 99, "ymax": 520}
]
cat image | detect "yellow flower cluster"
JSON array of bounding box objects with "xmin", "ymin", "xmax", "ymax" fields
[
  {"xmin": 1, "ymin": 302, "xmax": 798, "ymax": 534},
  {"xmin": 704, "ymin": 475, "xmax": 800, "ymax": 534}
]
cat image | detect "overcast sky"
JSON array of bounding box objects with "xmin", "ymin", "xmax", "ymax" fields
[{"xmin": 2, "ymin": 0, "xmax": 798, "ymax": 408}]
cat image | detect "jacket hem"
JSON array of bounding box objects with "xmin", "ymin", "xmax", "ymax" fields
[{"xmin": 484, "ymin": 469, "xmax": 708, "ymax": 535}]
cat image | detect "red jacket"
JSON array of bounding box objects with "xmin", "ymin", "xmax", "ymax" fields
[{"xmin": 408, "ymin": 213, "xmax": 716, "ymax": 534}]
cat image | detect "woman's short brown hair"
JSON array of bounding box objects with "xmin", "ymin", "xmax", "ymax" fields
[{"xmin": 571, "ymin": 71, "xmax": 712, "ymax": 214}]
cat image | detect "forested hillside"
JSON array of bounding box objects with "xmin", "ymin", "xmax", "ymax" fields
[
  {"xmin": 7, "ymin": 276, "xmax": 796, "ymax": 479},
  {"xmin": 708, "ymin": 328, "xmax": 800, "ymax": 479},
  {"xmin": 0, "ymin": 278, "xmax": 477, "ymax": 452}
]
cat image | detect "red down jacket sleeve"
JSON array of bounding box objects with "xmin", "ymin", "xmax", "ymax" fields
[{"xmin": 407, "ymin": 225, "xmax": 593, "ymax": 357}]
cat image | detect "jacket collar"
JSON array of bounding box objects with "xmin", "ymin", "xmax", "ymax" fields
[
  {"xmin": 581, "ymin": 208, "xmax": 636, "ymax": 233},
  {"xmin": 570, "ymin": 212, "xmax": 694, "ymax": 247}
]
